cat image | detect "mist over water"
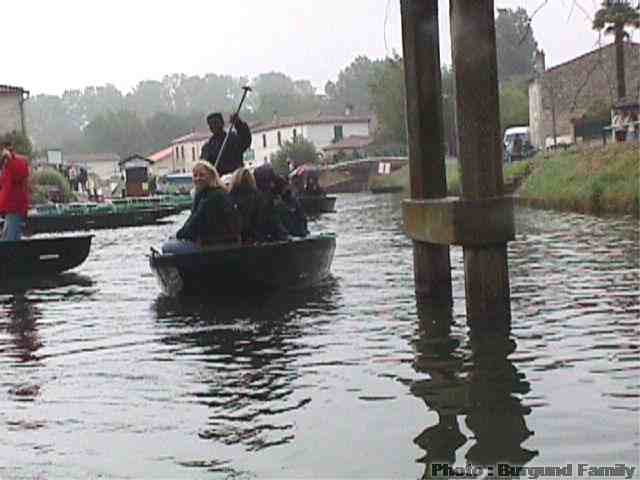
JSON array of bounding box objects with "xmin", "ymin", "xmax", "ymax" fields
[{"xmin": 0, "ymin": 193, "xmax": 637, "ymax": 478}]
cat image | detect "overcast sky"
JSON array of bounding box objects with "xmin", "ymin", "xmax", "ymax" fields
[{"xmin": 6, "ymin": 0, "xmax": 638, "ymax": 97}]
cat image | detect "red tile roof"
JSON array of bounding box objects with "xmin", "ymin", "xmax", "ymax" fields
[
  {"xmin": 171, "ymin": 131, "xmax": 210, "ymax": 144},
  {"xmin": 148, "ymin": 146, "xmax": 173, "ymax": 162},
  {"xmin": 0, "ymin": 84, "xmax": 28, "ymax": 96}
]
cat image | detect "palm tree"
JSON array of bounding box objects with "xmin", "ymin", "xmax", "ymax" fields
[{"xmin": 592, "ymin": 0, "xmax": 640, "ymax": 100}]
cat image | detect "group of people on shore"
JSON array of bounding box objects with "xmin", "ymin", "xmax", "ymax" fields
[{"xmin": 162, "ymin": 112, "xmax": 308, "ymax": 254}]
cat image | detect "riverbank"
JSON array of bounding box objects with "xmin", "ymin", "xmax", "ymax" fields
[{"xmin": 367, "ymin": 143, "xmax": 639, "ymax": 217}]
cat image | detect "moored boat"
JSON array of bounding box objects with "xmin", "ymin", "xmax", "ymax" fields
[
  {"xmin": 299, "ymin": 194, "xmax": 337, "ymax": 214},
  {"xmin": 149, "ymin": 233, "xmax": 336, "ymax": 296},
  {"xmin": 27, "ymin": 202, "xmax": 180, "ymax": 234},
  {"xmin": 0, "ymin": 235, "xmax": 93, "ymax": 279}
]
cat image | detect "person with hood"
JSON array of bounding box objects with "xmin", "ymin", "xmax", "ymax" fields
[
  {"xmin": 200, "ymin": 112, "xmax": 251, "ymax": 176},
  {"xmin": 0, "ymin": 141, "xmax": 30, "ymax": 241}
]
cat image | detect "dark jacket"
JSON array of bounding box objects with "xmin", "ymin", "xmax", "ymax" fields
[
  {"xmin": 200, "ymin": 120, "xmax": 251, "ymax": 176},
  {"xmin": 279, "ymin": 190, "xmax": 308, "ymax": 237},
  {"xmin": 229, "ymin": 185, "xmax": 261, "ymax": 243},
  {"xmin": 176, "ymin": 186, "xmax": 240, "ymax": 244}
]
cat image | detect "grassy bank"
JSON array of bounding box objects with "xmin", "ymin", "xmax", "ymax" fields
[
  {"xmin": 518, "ymin": 144, "xmax": 639, "ymax": 216},
  {"xmin": 366, "ymin": 144, "xmax": 638, "ymax": 217}
]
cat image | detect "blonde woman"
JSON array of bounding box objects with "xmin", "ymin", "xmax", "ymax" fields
[{"xmin": 162, "ymin": 160, "xmax": 240, "ymax": 254}]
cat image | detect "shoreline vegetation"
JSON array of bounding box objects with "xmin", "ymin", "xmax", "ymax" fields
[{"xmin": 366, "ymin": 143, "xmax": 639, "ymax": 217}]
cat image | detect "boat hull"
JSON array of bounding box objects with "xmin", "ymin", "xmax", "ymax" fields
[
  {"xmin": 299, "ymin": 195, "xmax": 336, "ymax": 214},
  {"xmin": 27, "ymin": 207, "xmax": 179, "ymax": 234},
  {"xmin": 0, "ymin": 235, "xmax": 93, "ymax": 279},
  {"xmin": 149, "ymin": 234, "xmax": 336, "ymax": 296}
]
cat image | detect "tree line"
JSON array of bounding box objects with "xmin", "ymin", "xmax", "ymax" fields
[{"xmin": 26, "ymin": 7, "xmax": 537, "ymax": 160}]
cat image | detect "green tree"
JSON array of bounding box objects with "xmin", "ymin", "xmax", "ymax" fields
[
  {"xmin": 83, "ymin": 110, "xmax": 149, "ymax": 158},
  {"xmin": 368, "ymin": 54, "xmax": 406, "ymax": 143},
  {"xmin": 270, "ymin": 138, "xmax": 317, "ymax": 175},
  {"xmin": 499, "ymin": 82, "xmax": 529, "ymax": 133},
  {"xmin": 593, "ymin": 0, "xmax": 640, "ymax": 99},
  {"xmin": 0, "ymin": 130, "xmax": 33, "ymax": 157},
  {"xmin": 495, "ymin": 7, "xmax": 538, "ymax": 82},
  {"xmin": 324, "ymin": 55, "xmax": 383, "ymax": 113}
]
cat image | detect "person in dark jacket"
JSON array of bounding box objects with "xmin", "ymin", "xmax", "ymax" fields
[
  {"xmin": 162, "ymin": 160, "xmax": 240, "ymax": 254},
  {"xmin": 228, "ymin": 167, "xmax": 261, "ymax": 243},
  {"xmin": 273, "ymin": 175, "xmax": 308, "ymax": 237},
  {"xmin": 253, "ymin": 164, "xmax": 290, "ymax": 242},
  {"xmin": 200, "ymin": 112, "xmax": 251, "ymax": 176}
]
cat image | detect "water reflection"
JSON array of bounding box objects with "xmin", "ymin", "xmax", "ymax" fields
[
  {"xmin": 0, "ymin": 293, "xmax": 43, "ymax": 365},
  {"xmin": 153, "ymin": 278, "xmax": 340, "ymax": 456},
  {"xmin": 411, "ymin": 303, "xmax": 538, "ymax": 478}
]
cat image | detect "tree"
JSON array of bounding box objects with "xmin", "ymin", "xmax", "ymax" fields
[
  {"xmin": 270, "ymin": 138, "xmax": 317, "ymax": 175},
  {"xmin": 495, "ymin": 8, "xmax": 538, "ymax": 82},
  {"xmin": 83, "ymin": 110, "xmax": 149, "ymax": 158},
  {"xmin": 593, "ymin": 0, "xmax": 640, "ymax": 99},
  {"xmin": 499, "ymin": 82, "xmax": 529, "ymax": 134},
  {"xmin": 368, "ymin": 54, "xmax": 406, "ymax": 144},
  {"xmin": 324, "ymin": 56, "xmax": 383, "ymax": 113}
]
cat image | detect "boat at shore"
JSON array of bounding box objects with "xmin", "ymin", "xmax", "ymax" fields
[
  {"xmin": 0, "ymin": 234, "xmax": 93, "ymax": 279},
  {"xmin": 299, "ymin": 194, "xmax": 337, "ymax": 214},
  {"xmin": 149, "ymin": 233, "xmax": 336, "ymax": 296},
  {"xmin": 27, "ymin": 199, "xmax": 181, "ymax": 234}
]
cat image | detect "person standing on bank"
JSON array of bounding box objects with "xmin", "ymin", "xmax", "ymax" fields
[
  {"xmin": 0, "ymin": 142, "xmax": 30, "ymax": 241},
  {"xmin": 200, "ymin": 112, "xmax": 251, "ymax": 176}
]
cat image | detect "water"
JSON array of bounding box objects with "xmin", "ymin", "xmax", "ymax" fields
[{"xmin": 0, "ymin": 193, "xmax": 638, "ymax": 479}]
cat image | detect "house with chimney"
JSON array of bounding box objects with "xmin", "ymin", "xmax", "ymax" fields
[
  {"xmin": 0, "ymin": 84, "xmax": 29, "ymax": 137},
  {"xmin": 529, "ymin": 42, "xmax": 640, "ymax": 149}
]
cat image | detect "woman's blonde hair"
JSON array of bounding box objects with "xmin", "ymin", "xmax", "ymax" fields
[
  {"xmin": 229, "ymin": 167, "xmax": 257, "ymax": 191},
  {"xmin": 192, "ymin": 160, "xmax": 226, "ymax": 189}
]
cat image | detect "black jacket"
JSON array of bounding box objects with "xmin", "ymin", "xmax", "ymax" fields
[
  {"xmin": 176, "ymin": 187, "xmax": 240, "ymax": 244},
  {"xmin": 200, "ymin": 120, "xmax": 252, "ymax": 176},
  {"xmin": 229, "ymin": 185, "xmax": 261, "ymax": 242}
]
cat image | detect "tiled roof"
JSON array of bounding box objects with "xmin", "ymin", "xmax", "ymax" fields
[
  {"xmin": 171, "ymin": 130, "xmax": 210, "ymax": 144},
  {"xmin": 323, "ymin": 135, "xmax": 373, "ymax": 151},
  {"xmin": 0, "ymin": 84, "xmax": 28, "ymax": 95},
  {"xmin": 63, "ymin": 153, "xmax": 121, "ymax": 163},
  {"xmin": 545, "ymin": 41, "xmax": 640, "ymax": 75},
  {"xmin": 250, "ymin": 112, "xmax": 371, "ymax": 134},
  {"xmin": 148, "ymin": 146, "xmax": 173, "ymax": 162}
]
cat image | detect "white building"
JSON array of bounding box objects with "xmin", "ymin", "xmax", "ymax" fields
[
  {"xmin": 0, "ymin": 84, "xmax": 29, "ymax": 137},
  {"xmin": 248, "ymin": 112, "xmax": 372, "ymax": 168}
]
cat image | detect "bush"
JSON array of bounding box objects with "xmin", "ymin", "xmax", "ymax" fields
[
  {"xmin": 271, "ymin": 138, "xmax": 318, "ymax": 175},
  {"xmin": 31, "ymin": 168, "xmax": 77, "ymax": 204}
]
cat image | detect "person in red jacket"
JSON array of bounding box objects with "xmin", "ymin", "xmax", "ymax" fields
[{"xmin": 0, "ymin": 141, "xmax": 31, "ymax": 241}]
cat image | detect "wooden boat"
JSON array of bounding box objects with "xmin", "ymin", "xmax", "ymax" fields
[
  {"xmin": 299, "ymin": 195, "xmax": 337, "ymax": 214},
  {"xmin": 149, "ymin": 233, "xmax": 336, "ymax": 296},
  {"xmin": 370, "ymin": 185, "xmax": 404, "ymax": 194},
  {"xmin": 27, "ymin": 204, "xmax": 179, "ymax": 234},
  {"xmin": 0, "ymin": 235, "xmax": 93, "ymax": 279}
]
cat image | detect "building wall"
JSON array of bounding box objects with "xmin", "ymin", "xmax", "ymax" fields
[
  {"xmin": 529, "ymin": 43, "xmax": 640, "ymax": 149},
  {"xmin": 83, "ymin": 160, "xmax": 120, "ymax": 180},
  {"xmin": 250, "ymin": 121, "xmax": 370, "ymax": 166},
  {"xmin": 172, "ymin": 139, "xmax": 205, "ymax": 172},
  {"xmin": 0, "ymin": 94, "xmax": 23, "ymax": 135}
]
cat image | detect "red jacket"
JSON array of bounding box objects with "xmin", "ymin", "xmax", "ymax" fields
[{"xmin": 0, "ymin": 152, "xmax": 31, "ymax": 217}]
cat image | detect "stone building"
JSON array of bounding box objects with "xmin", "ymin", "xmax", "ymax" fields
[
  {"xmin": 0, "ymin": 84, "xmax": 30, "ymax": 136},
  {"xmin": 529, "ymin": 42, "xmax": 640, "ymax": 149}
]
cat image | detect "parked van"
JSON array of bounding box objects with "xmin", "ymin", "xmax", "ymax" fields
[{"xmin": 503, "ymin": 126, "xmax": 534, "ymax": 162}]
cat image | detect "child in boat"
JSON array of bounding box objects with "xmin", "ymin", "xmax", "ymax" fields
[
  {"xmin": 162, "ymin": 160, "xmax": 240, "ymax": 254},
  {"xmin": 228, "ymin": 167, "xmax": 261, "ymax": 244}
]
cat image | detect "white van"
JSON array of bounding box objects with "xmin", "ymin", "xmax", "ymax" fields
[{"xmin": 503, "ymin": 126, "xmax": 531, "ymax": 162}]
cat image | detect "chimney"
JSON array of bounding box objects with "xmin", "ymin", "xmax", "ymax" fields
[{"xmin": 534, "ymin": 49, "xmax": 546, "ymax": 76}]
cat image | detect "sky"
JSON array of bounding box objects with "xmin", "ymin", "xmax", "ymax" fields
[{"xmin": 5, "ymin": 0, "xmax": 638, "ymax": 97}]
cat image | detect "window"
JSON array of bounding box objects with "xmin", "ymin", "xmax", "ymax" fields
[
  {"xmin": 192, "ymin": 146, "xmax": 196, "ymax": 161},
  {"xmin": 293, "ymin": 129, "xmax": 297, "ymax": 141},
  {"xmin": 277, "ymin": 131, "xmax": 282, "ymax": 147},
  {"xmin": 333, "ymin": 125, "xmax": 344, "ymax": 142},
  {"xmin": 181, "ymin": 145, "xmax": 185, "ymax": 160},
  {"xmin": 262, "ymin": 134, "xmax": 267, "ymax": 148}
]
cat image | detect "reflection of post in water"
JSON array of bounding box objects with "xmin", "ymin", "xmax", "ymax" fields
[{"xmin": 411, "ymin": 303, "xmax": 538, "ymax": 478}]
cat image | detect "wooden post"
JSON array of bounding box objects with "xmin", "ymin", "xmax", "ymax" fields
[
  {"xmin": 400, "ymin": 0, "xmax": 452, "ymax": 306},
  {"xmin": 450, "ymin": 0, "xmax": 511, "ymax": 328}
]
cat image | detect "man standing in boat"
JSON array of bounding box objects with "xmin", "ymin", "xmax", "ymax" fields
[
  {"xmin": 200, "ymin": 112, "xmax": 251, "ymax": 176},
  {"xmin": 0, "ymin": 141, "xmax": 30, "ymax": 241}
]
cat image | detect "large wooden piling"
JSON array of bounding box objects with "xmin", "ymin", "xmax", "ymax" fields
[
  {"xmin": 401, "ymin": 0, "xmax": 514, "ymax": 328},
  {"xmin": 400, "ymin": 0, "xmax": 452, "ymax": 306}
]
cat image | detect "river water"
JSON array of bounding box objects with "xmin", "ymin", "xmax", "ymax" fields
[{"xmin": 0, "ymin": 193, "xmax": 638, "ymax": 479}]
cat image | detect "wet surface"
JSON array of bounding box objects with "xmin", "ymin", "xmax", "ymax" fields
[{"xmin": 0, "ymin": 193, "xmax": 638, "ymax": 478}]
